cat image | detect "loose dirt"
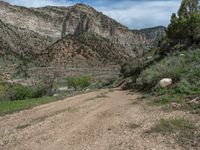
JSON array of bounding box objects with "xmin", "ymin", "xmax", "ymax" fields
[{"xmin": 0, "ymin": 89, "xmax": 199, "ymax": 150}]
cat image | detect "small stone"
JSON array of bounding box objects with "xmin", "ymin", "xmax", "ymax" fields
[
  {"xmin": 171, "ymin": 102, "xmax": 182, "ymax": 109},
  {"xmin": 107, "ymin": 128, "xmax": 112, "ymax": 131}
]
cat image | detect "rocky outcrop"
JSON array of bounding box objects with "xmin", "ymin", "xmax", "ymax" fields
[
  {"xmin": 140, "ymin": 26, "xmax": 166, "ymax": 46},
  {"xmin": 0, "ymin": 2, "xmax": 166, "ymax": 58}
]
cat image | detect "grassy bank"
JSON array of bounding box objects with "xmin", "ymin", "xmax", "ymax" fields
[
  {"xmin": 135, "ymin": 49, "xmax": 200, "ymax": 113},
  {"xmin": 0, "ymin": 90, "xmax": 97, "ymax": 116},
  {"xmin": 0, "ymin": 96, "xmax": 56, "ymax": 116}
]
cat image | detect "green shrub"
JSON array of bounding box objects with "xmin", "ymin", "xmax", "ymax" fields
[
  {"xmin": 7, "ymin": 84, "xmax": 32, "ymax": 101},
  {"xmin": 31, "ymin": 84, "xmax": 47, "ymax": 98},
  {"xmin": 0, "ymin": 82, "xmax": 9, "ymax": 101},
  {"xmin": 136, "ymin": 50, "xmax": 200, "ymax": 92},
  {"xmin": 67, "ymin": 75, "xmax": 91, "ymax": 90},
  {"xmin": 120, "ymin": 58, "xmax": 142, "ymax": 78},
  {"xmin": 79, "ymin": 75, "xmax": 91, "ymax": 88}
]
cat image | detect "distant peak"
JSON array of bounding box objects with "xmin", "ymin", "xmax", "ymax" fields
[
  {"xmin": 74, "ymin": 3, "xmax": 95, "ymax": 10},
  {"xmin": 0, "ymin": 1, "xmax": 10, "ymax": 5}
]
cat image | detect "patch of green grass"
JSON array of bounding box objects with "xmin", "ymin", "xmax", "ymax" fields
[
  {"xmin": 182, "ymin": 103, "xmax": 200, "ymax": 114},
  {"xmin": 148, "ymin": 118, "xmax": 196, "ymax": 134},
  {"xmin": 66, "ymin": 75, "xmax": 91, "ymax": 91},
  {"xmin": 0, "ymin": 96, "xmax": 57, "ymax": 116},
  {"xmin": 0, "ymin": 89, "xmax": 90, "ymax": 116},
  {"xmin": 150, "ymin": 94, "xmax": 184, "ymax": 106}
]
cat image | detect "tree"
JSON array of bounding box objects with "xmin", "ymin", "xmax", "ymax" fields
[
  {"xmin": 166, "ymin": 0, "xmax": 200, "ymax": 43},
  {"xmin": 178, "ymin": 0, "xmax": 199, "ymax": 17}
]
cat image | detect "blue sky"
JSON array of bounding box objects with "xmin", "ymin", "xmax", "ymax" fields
[{"xmin": 4, "ymin": 0, "xmax": 182, "ymax": 29}]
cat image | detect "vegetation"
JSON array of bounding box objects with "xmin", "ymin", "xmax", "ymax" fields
[
  {"xmin": 0, "ymin": 71, "xmax": 115, "ymax": 115},
  {"xmin": 0, "ymin": 81, "xmax": 49, "ymax": 101},
  {"xmin": 160, "ymin": 0, "xmax": 200, "ymax": 55},
  {"xmin": 120, "ymin": 58, "xmax": 142, "ymax": 78},
  {"xmin": 148, "ymin": 118, "xmax": 196, "ymax": 134},
  {"xmin": 148, "ymin": 118, "xmax": 199, "ymax": 149},
  {"xmin": 120, "ymin": 0, "xmax": 200, "ymax": 113},
  {"xmin": 0, "ymin": 86, "xmax": 99, "ymax": 116},
  {"xmin": 66, "ymin": 75, "xmax": 91, "ymax": 90},
  {"xmin": 136, "ymin": 49, "xmax": 200, "ymax": 93},
  {"xmin": 0, "ymin": 96, "xmax": 56, "ymax": 116},
  {"xmin": 7, "ymin": 84, "xmax": 32, "ymax": 101}
]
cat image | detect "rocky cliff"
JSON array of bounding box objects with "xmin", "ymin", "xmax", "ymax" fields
[
  {"xmin": 0, "ymin": 2, "xmax": 165, "ymax": 56},
  {"xmin": 0, "ymin": 1, "xmax": 166, "ymax": 69}
]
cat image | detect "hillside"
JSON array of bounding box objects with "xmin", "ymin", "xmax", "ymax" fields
[
  {"xmin": 38, "ymin": 32, "xmax": 129, "ymax": 68},
  {"xmin": 0, "ymin": 19, "xmax": 55, "ymax": 69},
  {"xmin": 0, "ymin": 1, "xmax": 165, "ymax": 59},
  {"xmin": 121, "ymin": 0, "xmax": 200, "ymax": 114}
]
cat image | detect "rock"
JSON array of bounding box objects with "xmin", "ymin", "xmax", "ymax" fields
[
  {"xmin": 53, "ymin": 94, "xmax": 59, "ymax": 97},
  {"xmin": 171, "ymin": 102, "xmax": 182, "ymax": 109},
  {"xmin": 189, "ymin": 97, "xmax": 200, "ymax": 104},
  {"xmin": 159, "ymin": 78, "xmax": 172, "ymax": 87},
  {"xmin": 85, "ymin": 89, "xmax": 90, "ymax": 92}
]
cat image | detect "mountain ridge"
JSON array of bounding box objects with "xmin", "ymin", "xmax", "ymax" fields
[{"xmin": 0, "ymin": 1, "xmax": 166, "ymax": 70}]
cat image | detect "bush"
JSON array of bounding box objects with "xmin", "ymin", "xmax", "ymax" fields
[
  {"xmin": 136, "ymin": 50, "xmax": 200, "ymax": 91},
  {"xmin": 120, "ymin": 58, "xmax": 142, "ymax": 78},
  {"xmin": 7, "ymin": 84, "xmax": 32, "ymax": 101},
  {"xmin": 0, "ymin": 82, "xmax": 9, "ymax": 101},
  {"xmin": 67, "ymin": 75, "xmax": 91, "ymax": 90},
  {"xmin": 31, "ymin": 84, "xmax": 47, "ymax": 98}
]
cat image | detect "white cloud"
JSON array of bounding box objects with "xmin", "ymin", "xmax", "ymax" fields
[
  {"xmin": 4, "ymin": 0, "xmax": 74, "ymax": 7},
  {"xmin": 94, "ymin": 0, "xmax": 181, "ymax": 29}
]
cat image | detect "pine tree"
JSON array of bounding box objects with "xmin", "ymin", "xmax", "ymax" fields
[
  {"xmin": 161, "ymin": 0, "xmax": 200, "ymax": 54},
  {"xmin": 178, "ymin": 0, "xmax": 199, "ymax": 17}
]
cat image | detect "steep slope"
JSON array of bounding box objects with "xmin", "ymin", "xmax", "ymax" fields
[
  {"xmin": 140, "ymin": 26, "xmax": 166, "ymax": 46},
  {"xmin": 0, "ymin": 1, "xmax": 165, "ymax": 57},
  {"xmin": 0, "ymin": 19, "xmax": 55, "ymax": 65},
  {"xmin": 38, "ymin": 32, "xmax": 129, "ymax": 68}
]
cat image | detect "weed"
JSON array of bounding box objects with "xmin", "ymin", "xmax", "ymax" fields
[{"xmin": 147, "ymin": 118, "xmax": 196, "ymax": 134}]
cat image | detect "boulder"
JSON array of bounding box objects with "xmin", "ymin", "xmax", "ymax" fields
[{"xmin": 159, "ymin": 78, "xmax": 172, "ymax": 87}]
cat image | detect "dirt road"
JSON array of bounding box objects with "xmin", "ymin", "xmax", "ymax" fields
[{"xmin": 0, "ymin": 89, "xmax": 198, "ymax": 150}]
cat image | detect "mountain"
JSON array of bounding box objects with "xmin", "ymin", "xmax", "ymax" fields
[
  {"xmin": 37, "ymin": 32, "xmax": 129, "ymax": 68},
  {"xmin": 140, "ymin": 26, "xmax": 166, "ymax": 46},
  {"xmin": 0, "ymin": 1, "xmax": 166, "ymax": 70},
  {"xmin": 0, "ymin": 19, "xmax": 54, "ymax": 58}
]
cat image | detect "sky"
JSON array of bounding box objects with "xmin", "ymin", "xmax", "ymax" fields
[{"xmin": 3, "ymin": 0, "xmax": 182, "ymax": 29}]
